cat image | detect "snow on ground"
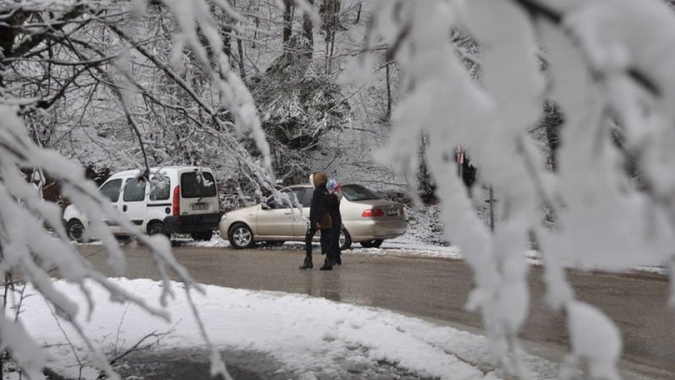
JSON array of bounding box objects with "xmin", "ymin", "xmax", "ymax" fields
[{"xmin": 11, "ymin": 277, "xmax": 562, "ymax": 380}]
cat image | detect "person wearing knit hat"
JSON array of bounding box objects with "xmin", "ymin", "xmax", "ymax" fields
[
  {"xmin": 300, "ymin": 172, "xmax": 333, "ymax": 270},
  {"xmin": 325, "ymin": 178, "xmax": 343, "ymax": 266}
]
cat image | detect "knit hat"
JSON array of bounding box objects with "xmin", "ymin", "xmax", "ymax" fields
[{"xmin": 326, "ymin": 179, "xmax": 340, "ymax": 192}]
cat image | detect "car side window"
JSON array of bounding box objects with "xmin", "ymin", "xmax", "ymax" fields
[
  {"xmin": 267, "ymin": 188, "xmax": 304, "ymax": 209},
  {"xmin": 123, "ymin": 178, "xmax": 146, "ymax": 202},
  {"xmin": 99, "ymin": 179, "xmax": 123, "ymax": 202},
  {"xmin": 300, "ymin": 189, "xmax": 313, "ymax": 207},
  {"xmin": 290, "ymin": 188, "xmax": 306, "ymax": 207}
]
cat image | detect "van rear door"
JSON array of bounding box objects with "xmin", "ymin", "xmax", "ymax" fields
[{"xmin": 179, "ymin": 171, "xmax": 219, "ymax": 214}]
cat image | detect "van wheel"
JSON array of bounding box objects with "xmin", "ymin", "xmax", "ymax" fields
[
  {"xmin": 147, "ymin": 221, "xmax": 168, "ymax": 237},
  {"xmin": 191, "ymin": 231, "xmax": 213, "ymax": 241},
  {"xmin": 66, "ymin": 219, "xmax": 85, "ymax": 242},
  {"xmin": 228, "ymin": 223, "xmax": 254, "ymax": 249},
  {"xmin": 360, "ymin": 239, "xmax": 383, "ymax": 248},
  {"xmin": 339, "ymin": 228, "xmax": 352, "ymax": 250}
]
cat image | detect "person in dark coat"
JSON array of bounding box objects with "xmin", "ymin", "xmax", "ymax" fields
[
  {"xmin": 325, "ymin": 179, "xmax": 342, "ymax": 266},
  {"xmin": 299, "ymin": 172, "xmax": 333, "ymax": 270}
]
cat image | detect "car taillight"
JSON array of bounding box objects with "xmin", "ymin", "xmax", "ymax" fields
[
  {"xmin": 172, "ymin": 186, "xmax": 180, "ymax": 216},
  {"xmin": 362, "ymin": 208, "xmax": 384, "ymax": 217}
]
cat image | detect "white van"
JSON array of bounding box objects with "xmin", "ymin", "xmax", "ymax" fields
[{"xmin": 63, "ymin": 166, "xmax": 221, "ymax": 242}]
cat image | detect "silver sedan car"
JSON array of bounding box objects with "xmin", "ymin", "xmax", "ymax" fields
[{"xmin": 219, "ymin": 184, "xmax": 406, "ymax": 250}]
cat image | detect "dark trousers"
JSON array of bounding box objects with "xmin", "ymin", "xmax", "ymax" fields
[
  {"xmin": 305, "ymin": 226, "xmax": 333, "ymax": 261},
  {"xmin": 329, "ymin": 225, "xmax": 341, "ymax": 262},
  {"xmin": 305, "ymin": 225, "xmax": 318, "ymax": 257}
]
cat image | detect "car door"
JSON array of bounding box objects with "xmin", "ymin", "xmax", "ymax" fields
[
  {"xmin": 119, "ymin": 177, "xmax": 147, "ymax": 233},
  {"xmin": 293, "ymin": 188, "xmax": 314, "ymax": 237},
  {"xmin": 256, "ymin": 187, "xmax": 305, "ymax": 238}
]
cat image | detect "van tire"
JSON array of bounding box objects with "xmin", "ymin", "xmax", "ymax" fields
[
  {"xmin": 147, "ymin": 221, "xmax": 168, "ymax": 237},
  {"xmin": 191, "ymin": 231, "xmax": 213, "ymax": 241},
  {"xmin": 66, "ymin": 219, "xmax": 85, "ymax": 242},
  {"xmin": 228, "ymin": 223, "xmax": 254, "ymax": 249}
]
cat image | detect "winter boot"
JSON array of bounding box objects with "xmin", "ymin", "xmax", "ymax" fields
[
  {"xmin": 299, "ymin": 256, "xmax": 313, "ymax": 270},
  {"xmin": 319, "ymin": 258, "xmax": 333, "ymax": 271}
]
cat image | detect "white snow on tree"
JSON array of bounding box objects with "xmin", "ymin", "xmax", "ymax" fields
[
  {"xmin": 3, "ymin": 0, "xmax": 675, "ymax": 379},
  {"xmin": 359, "ymin": 0, "xmax": 675, "ymax": 378}
]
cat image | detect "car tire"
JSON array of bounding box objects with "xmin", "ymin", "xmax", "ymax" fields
[
  {"xmin": 147, "ymin": 221, "xmax": 168, "ymax": 237},
  {"xmin": 191, "ymin": 231, "xmax": 213, "ymax": 241},
  {"xmin": 339, "ymin": 228, "xmax": 352, "ymax": 250},
  {"xmin": 229, "ymin": 223, "xmax": 254, "ymax": 249},
  {"xmin": 360, "ymin": 239, "xmax": 383, "ymax": 248},
  {"xmin": 66, "ymin": 219, "xmax": 85, "ymax": 242}
]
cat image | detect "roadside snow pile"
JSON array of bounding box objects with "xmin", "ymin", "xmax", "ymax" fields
[{"xmin": 12, "ymin": 278, "xmax": 563, "ymax": 380}]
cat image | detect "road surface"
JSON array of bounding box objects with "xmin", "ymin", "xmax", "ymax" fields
[{"xmin": 78, "ymin": 244, "xmax": 675, "ymax": 379}]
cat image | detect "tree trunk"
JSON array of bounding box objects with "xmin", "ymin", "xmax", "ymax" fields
[
  {"xmin": 283, "ymin": 0, "xmax": 293, "ymax": 43},
  {"xmin": 354, "ymin": 1, "xmax": 362, "ymax": 24},
  {"xmin": 323, "ymin": 0, "xmax": 338, "ymax": 73},
  {"xmin": 302, "ymin": 0, "xmax": 315, "ymax": 60},
  {"xmin": 237, "ymin": 33, "xmax": 246, "ymax": 82},
  {"xmin": 544, "ymin": 101, "xmax": 562, "ymax": 172},
  {"xmin": 0, "ymin": 11, "xmax": 29, "ymax": 87},
  {"xmin": 385, "ymin": 61, "xmax": 392, "ymax": 120}
]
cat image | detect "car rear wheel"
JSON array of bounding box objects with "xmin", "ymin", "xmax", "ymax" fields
[
  {"xmin": 66, "ymin": 219, "xmax": 85, "ymax": 242},
  {"xmin": 339, "ymin": 228, "xmax": 352, "ymax": 250},
  {"xmin": 229, "ymin": 223, "xmax": 254, "ymax": 249},
  {"xmin": 191, "ymin": 231, "xmax": 213, "ymax": 241},
  {"xmin": 360, "ymin": 239, "xmax": 383, "ymax": 248}
]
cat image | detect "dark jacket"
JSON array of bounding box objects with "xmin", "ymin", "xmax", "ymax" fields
[
  {"xmin": 309, "ymin": 187, "xmax": 331, "ymax": 229},
  {"xmin": 325, "ymin": 193, "xmax": 342, "ymax": 232}
]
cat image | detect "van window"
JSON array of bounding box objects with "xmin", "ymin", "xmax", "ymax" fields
[
  {"xmin": 181, "ymin": 172, "xmax": 217, "ymax": 198},
  {"xmin": 123, "ymin": 178, "xmax": 147, "ymax": 202},
  {"xmin": 149, "ymin": 176, "xmax": 170, "ymax": 201},
  {"xmin": 100, "ymin": 179, "xmax": 123, "ymax": 202}
]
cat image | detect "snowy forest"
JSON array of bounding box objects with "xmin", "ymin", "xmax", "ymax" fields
[{"xmin": 3, "ymin": 0, "xmax": 675, "ymax": 379}]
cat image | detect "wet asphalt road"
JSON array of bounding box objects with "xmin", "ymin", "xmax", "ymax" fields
[{"xmin": 77, "ymin": 244, "xmax": 675, "ymax": 379}]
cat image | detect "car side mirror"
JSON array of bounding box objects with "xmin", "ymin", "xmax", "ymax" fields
[{"xmin": 261, "ymin": 202, "xmax": 271, "ymax": 210}]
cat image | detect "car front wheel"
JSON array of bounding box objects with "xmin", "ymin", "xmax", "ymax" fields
[
  {"xmin": 66, "ymin": 219, "xmax": 85, "ymax": 242},
  {"xmin": 229, "ymin": 223, "xmax": 254, "ymax": 249},
  {"xmin": 360, "ymin": 239, "xmax": 383, "ymax": 248}
]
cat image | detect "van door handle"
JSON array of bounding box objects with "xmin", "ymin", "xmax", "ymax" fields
[{"xmin": 123, "ymin": 205, "xmax": 127, "ymax": 212}]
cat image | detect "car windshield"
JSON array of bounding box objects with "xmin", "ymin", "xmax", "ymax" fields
[{"xmin": 341, "ymin": 184, "xmax": 381, "ymax": 201}]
